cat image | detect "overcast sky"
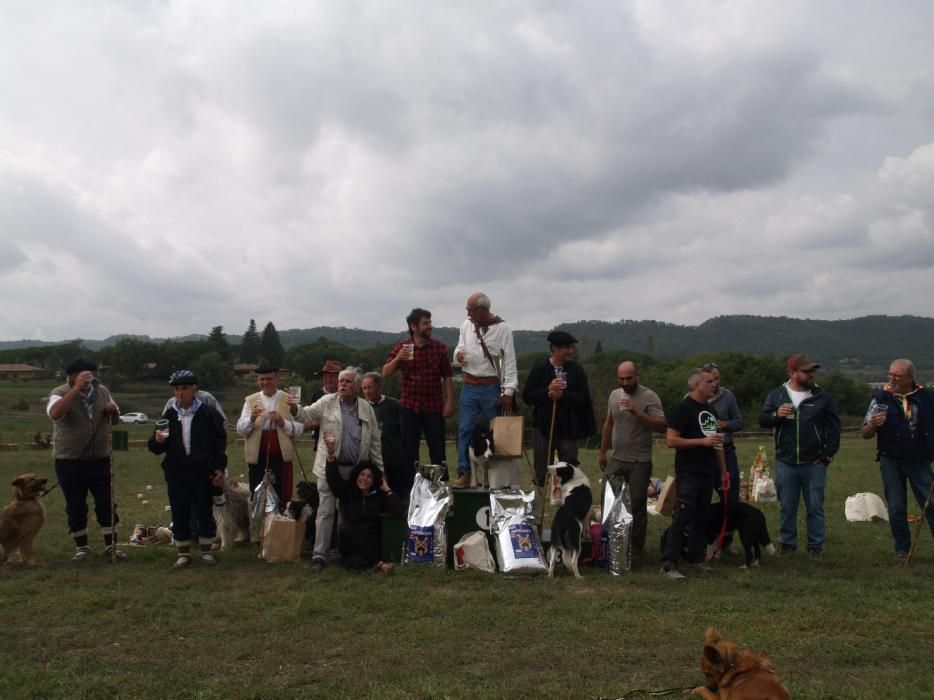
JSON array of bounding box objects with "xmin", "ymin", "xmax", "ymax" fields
[{"xmin": 2, "ymin": 1, "xmax": 933, "ymax": 343}]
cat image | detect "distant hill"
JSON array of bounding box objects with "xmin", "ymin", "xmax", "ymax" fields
[{"xmin": 2, "ymin": 315, "xmax": 932, "ymax": 372}]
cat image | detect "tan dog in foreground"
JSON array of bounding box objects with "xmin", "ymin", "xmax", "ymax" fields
[
  {"xmin": 0, "ymin": 474, "xmax": 47, "ymax": 566},
  {"xmin": 691, "ymin": 627, "xmax": 791, "ymax": 699}
]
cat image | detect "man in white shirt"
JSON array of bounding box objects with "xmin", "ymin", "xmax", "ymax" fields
[
  {"xmin": 451, "ymin": 292, "xmax": 518, "ymax": 488},
  {"xmin": 236, "ymin": 365, "xmax": 304, "ymax": 507}
]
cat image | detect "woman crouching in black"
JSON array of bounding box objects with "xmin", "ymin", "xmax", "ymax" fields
[{"xmin": 326, "ymin": 460, "xmax": 404, "ymax": 573}]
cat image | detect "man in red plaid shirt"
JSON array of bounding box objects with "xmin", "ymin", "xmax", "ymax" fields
[{"xmin": 383, "ymin": 308, "xmax": 454, "ymax": 495}]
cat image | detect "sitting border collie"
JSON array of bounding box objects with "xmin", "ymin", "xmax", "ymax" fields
[
  {"xmin": 286, "ymin": 480, "xmax": 320, "ymax": 553},
  {"xmin": 468, "ymin": 421, "xmax": 494, "ymax": 488},
  {"xmin": 705, "ymin": 500, "xmax": 776, "ymax": 568},
  {"xmin": 546, "ymin": 461, "xmax": 592, "ymax": 579}
]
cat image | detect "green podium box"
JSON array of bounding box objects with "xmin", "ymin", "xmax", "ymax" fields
[
  {"xmin": 112, "ymin": 430, "xmax": 129, "ymax": 451},
  {"xmin": 381, "ymin": 488, "xmax": 494, "ymax": 567}
]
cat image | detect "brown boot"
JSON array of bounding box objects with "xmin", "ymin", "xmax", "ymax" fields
[{"xmin": 450, "ymin": 473, "xmax": 471, "ymax": 489}]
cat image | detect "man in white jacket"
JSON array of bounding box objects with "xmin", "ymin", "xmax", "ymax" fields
[{"xmin": 298, "ymin": 366, "xmax": 383, "ymax": 571}]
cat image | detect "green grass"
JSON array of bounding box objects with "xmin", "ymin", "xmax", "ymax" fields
[{"xmin": 1, "ymin": 404, "xmax": 934, "ymax": 697}]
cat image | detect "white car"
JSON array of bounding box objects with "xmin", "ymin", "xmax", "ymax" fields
[{"xmin": 119, "ymin": 412, "xmax": 149, "ymax": 424}]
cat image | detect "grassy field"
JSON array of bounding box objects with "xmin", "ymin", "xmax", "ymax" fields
[{"xmin": 1, "ymin": 381, "xmax": 933, "ymax": 698}]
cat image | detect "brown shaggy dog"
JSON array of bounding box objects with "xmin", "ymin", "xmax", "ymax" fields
[
  {"xmin": 691, "ymin": 627, "xmax": 791, "ymax": 699},
  {"xmin": 0, "ymin": 474, "xmax": 47, "ymax": 566}
]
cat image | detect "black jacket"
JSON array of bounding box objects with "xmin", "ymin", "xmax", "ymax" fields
[
  {"xmin": 871, "ymin": 386, "xmax": 934, "ymax": 462},
  {"xmin": 147, "ymin": 403, "xmax": 228, "ymax": 480},
  {"xmin": 326, "ymin": 461, "xmax": 405, "ymax": 566},
  {"xmin": 759, "ymin": 384, "xmax": 840, "ymax": 465},
  {"xmin": 522, "ymin": 358, "xmax": 597, "ymax": 440}
]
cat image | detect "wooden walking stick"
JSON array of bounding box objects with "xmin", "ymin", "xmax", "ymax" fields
[{"xmin": 903, "ymin": 479, "xmax": 934, "ymax": 569}]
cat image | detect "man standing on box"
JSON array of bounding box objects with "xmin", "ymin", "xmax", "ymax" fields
[
  {"xmin": 362, "ymin": 371, "xmax": 406, "ymax": 496},
  {"xmin": 148, "ymin": 371, "xmax": 227, "ymax": 569},
  {"xmin": 759, "ymin": 353, "xmax": 840, "ymax": 560},
  {"xmin": 860, "ymin": 358, "xmax": 934, "ymax": 560},
  {"xmin": 237, "ymin": 365, "xmax": 305, "ymax": 507},
  {"xmin": 522, "ymin": 331, "xmax": 597, "ymax": 521},
  {"xmin": 598, "ymin": 361, "xmax": 667, "ymax": 556},
  {"xmin": 47, "ymin": 358, "xmax": 126, "ymax": 562},
  {"xmin": 383, "ymin": 308, "xmax": 454, "ymax": 489},
  {"xmin": 451, "ymin": 291, "xmax": 518, "ymax": 489}
]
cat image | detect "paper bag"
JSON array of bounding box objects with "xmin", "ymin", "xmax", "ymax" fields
[
  {"xmin": 491, "ymin": 415, "xmax": 524, "ymax": 457},
  {"xmin": 654, "ymin": 475, "xmax": 677, "ymax": 516},
  {"xmin": 261, "ymin": 514, "xmax": 304, "ymax": 562}
]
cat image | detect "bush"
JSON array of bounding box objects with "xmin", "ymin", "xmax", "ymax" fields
[{"xmin": 11, "ymin": 397, "xmax": 29, "ymax": 411}]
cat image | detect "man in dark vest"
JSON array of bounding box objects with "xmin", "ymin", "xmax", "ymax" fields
[
  {"xmin": 861, "ymin": 358, "xmax": 934, "ymax": 559},
  {"xmin": 46, "ymin": 358, "xmax": 125, "ymax": 562}
]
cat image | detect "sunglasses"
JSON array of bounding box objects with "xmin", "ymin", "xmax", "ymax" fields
[{"xmin": 798, "ymin": 368, "xmax": 818, "ymax": 375}]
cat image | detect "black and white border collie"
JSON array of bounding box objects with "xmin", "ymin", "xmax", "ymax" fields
[
  {"xmin": 468, "ymin": 421, "xmax": 494, "ymax": 488},
  {"xmin": 546, "ymin": 461, "xmax": 592, "ymax": 579}
]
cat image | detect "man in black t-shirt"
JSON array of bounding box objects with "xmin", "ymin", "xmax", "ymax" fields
[{"xmin": 661, "ymin": 367, "xmax": 728, "ymax": 579}]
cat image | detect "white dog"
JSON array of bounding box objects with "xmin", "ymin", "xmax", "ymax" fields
[{"xmin": 213, "ymin": 479, "xmax": 251, "ymax": 551}]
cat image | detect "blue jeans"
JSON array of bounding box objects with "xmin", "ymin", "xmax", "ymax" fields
[
  {"xmin": 880, "ymin": 457, "xmax": 934, "ymax": 554},
  {"xmin": 776, "ymin": 459, "xmax": 827, "ymax": 551},
  {"xmin": 457, "ymin": 383, "xmax": 501, "ymax": 475}
]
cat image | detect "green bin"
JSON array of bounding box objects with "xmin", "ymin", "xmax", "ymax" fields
[{"xmin": 112, "ymin": 430, "xmax": 129, "ymax": 451}]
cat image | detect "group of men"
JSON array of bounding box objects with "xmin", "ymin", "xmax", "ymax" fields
[{"xmin": 46, "ymin": 308, "xmax": 934, "ymax": 576}]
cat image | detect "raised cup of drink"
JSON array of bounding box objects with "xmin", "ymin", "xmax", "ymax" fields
[
  {"xmin": 155, "ymin": 419, "xmax": 170, "ymax": 439},
  {"xmin": 402, "ymin": 343, "xmax": 415, "ymax": 361},
  {"xmin": 288, "ymin": 386, "xmax": 302, "ymax": 403}
]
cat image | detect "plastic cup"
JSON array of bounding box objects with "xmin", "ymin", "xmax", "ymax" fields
[
  {"xmin": 155, "ymin": 419, "xmax": 170, "ymax": 438},
  {"xmin": 288, "ymin": 386, "xmax": 302, "ymax": 402},
  {"xmin": 402, "ymin": 343, "xmax": 415, "ymax": 360}
]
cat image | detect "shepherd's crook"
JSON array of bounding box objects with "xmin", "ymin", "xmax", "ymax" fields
[{"xmin": 903, "ymin": 479, "xmax": 934, "ymax": 569}]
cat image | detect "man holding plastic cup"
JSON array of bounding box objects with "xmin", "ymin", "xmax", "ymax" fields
[
  {"xmin": 236, "ymin": 365, "xmax": 305, "ymax": 506},
  {"xmin": 860, "ymin": 359, "xmax": 934, "ymax": 560},
  {"xmin": 759, "ymin": 353, "xmax": 840, "ymax": 560},
  {"xmin": 598, "ymin": 361, "xmax": 667, "ymax": 556}
]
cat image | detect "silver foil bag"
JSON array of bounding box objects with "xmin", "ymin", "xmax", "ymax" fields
[
  {"xmin": 603, "ymin": 479, "xmax": 633, "ymax": 575},
  {"xmin": 490, "ymin": 489, "xmax": 546, "ymax": 574},
  {"xmin": 404, "ymin": 467, "xmax": 452, "ymax": 567},
  {"xmin": 250, "ymin": 479, "xmax": 280, "ymax": 540}
]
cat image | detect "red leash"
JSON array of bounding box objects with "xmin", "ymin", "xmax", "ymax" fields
[{"xmin": 712, "ymin": 473, "xmax": 730, "ymax": 558}]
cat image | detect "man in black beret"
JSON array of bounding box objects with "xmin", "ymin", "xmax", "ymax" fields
[
  {"xmin": 236, "ymin": 364, "xmax": 305, "ymax": 507},
  {"xmin": 46, "ymin": 358, "xmax": 125, "ymax": 562},
  {"xmin": 148, "ymin": 371, "xmax": 228, "ymax": 569},
  {"xmin": 522, "ymin": 332, "xmax": 597, "ymax": 521}
]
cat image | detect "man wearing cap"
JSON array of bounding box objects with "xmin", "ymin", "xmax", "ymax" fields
[
  {"xmin": 298, "ymin": 366, "xmax": 384, "ymax": 571},
  {"xmin": 860, "ymin": 358, "xmax": 934, "ymax": 560},
  {"xmin": 163, "ymin": 380, "xmax": 229, "ymax": 426},
  {"xmin": 383, "ymin": 308, "xmax": 454, "ymax": 491},
  {"xmin": 522, "ymin": 331, "xmax": 597, "ymax": 519},
  {"xmin": 47, "ymin": 358, "xmax": 126, "ymax": 562},
  {"xmin": 148, "ymin": 371, "xmax": 228, "ymax": 569},
  {"xmin": 450, "ymin": 292, "xmax": 518, "ymax": 489},
  {"xmin": 303, "ymin": 360, "xmax": 342, "ymax": 450},
  {"xmin": 598, "ymin": 361, "xmax": 667, "ymax": 555},
  {"xmin": 760, "ymin": 353, "xmax": 841, "ymax": 560},
  {"xmin": 237, "ymin": 365, "xmax": 305, "ymax": 507}
]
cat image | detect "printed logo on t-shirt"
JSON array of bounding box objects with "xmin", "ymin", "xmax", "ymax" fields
[{"xmin": 698, "ymin": 410, "xmax": 719, "ymax": 436}]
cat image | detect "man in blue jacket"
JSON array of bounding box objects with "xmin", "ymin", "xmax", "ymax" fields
[
  {"xmin": 759, "ymin": 354, "xmax": 840, "ymax": 560},
  {"xmin": 860, "ymin": 358, "xmax": 934, "ymax": 559}
]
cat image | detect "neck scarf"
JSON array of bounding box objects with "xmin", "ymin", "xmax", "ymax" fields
[{"xmin": 884, "ymin": 383, "xmax": 920, "ymax": 421}]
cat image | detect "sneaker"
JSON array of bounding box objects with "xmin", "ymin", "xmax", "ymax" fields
[
  {"xmin": 660, "ymin": 563, "xmax": 686, "ymax": 580},
  {"xmin": 808, "ymin": 549, "xmax": 823, "ymax": 561},
  {"xmin": 103, "ymin": 545, "xmax": 127, "ymax": 562},
  {"xmin": 779, "ymin": 544, "xmax": 796, "ymax": 556},
  {"xmin": 693, "ymin": 561, "xmax": 714, "ymax": 575},
  {"xmin": 310, "ymin": 558, "xmax": 326, "ymax": 572},
  {"xmin": 201, "ymin": 553, "xmax": 218, "ymax": 566},
  {"xmin": 895, "ymin": 551, "xmax": 909, "ymax": 561},
  {"xmin": 376, "ymin": 561, "xmax": 394, "ymax": 574},
  {"xmin": 72, "ymin": 546, "xmax": 91, "ymax": 562},
  {"xmin": 212, "ymin": 495, "xmax": 227, "ymax": 507},
  {"xmin": 173, "ymin": 555, "xmax": 191, "ymax": 570},
  {"xmin": 450, "ymin": 473, "xmax": 471, "ymax": 489}
]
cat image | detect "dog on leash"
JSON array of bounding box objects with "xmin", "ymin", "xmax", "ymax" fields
[
  {"xmin": 705, "ymin": 501, "xmax": 776, "ymax": 568},
  {"xmin": 691, "ymin": 627, "xmax": 790, "ymax": 699},
  {"xmin": 468, "ymin": 422, "xmax": 494, "ymax": 488},
  {"xmin": 546, "ymin": 462, "xmax": 592, "ymax": 579},
  {"xmin": 0, "ymin": 474, "xmax": 47, "ymax": 566},
  {"xmin": 214, "ymin": 479, "xmax": 251, "ymax": 551},
  {"xmin": 286, "ymin": 480, "xmax": 319, "ymax": 552}
]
